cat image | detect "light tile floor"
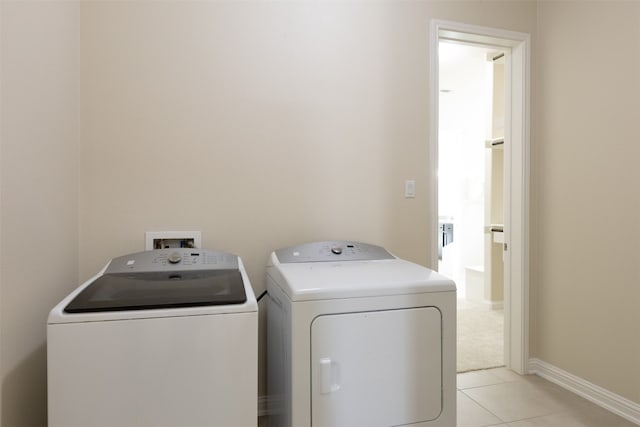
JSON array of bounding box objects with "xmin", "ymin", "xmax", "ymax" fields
[{"xmin": 458, "ymin": 368, "xmax": 637, "ymax": 427}]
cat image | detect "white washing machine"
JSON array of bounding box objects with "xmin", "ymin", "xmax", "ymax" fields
[
  {"xmin": 266, "ymin": 241, "xmax": 456, "ymax": 427},
  {"xmin": 47, "ymin": 248, "xmax": 257, "ymax": 427}
]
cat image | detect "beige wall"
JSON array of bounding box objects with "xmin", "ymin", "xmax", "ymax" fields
[
  {"xmin": 0, "ymin": 1, "xmax": 80, "ymax": 425},
  {"xmin": 10, "ymin": 0, "xmax": 640, "ymax": 425},
  {"xmin": 533, "ymin": 1, "xmax": 640, "ymax": 402},
  {"xmin": 78, "ymin": 0, "xmax": 536, "ymax": 407},
  {"xmin": 78, "ymin": 0, "xmax": 536, "ymax": 285}
]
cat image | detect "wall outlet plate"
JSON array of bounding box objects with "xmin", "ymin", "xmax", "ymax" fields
[
  {"xmin": 405, "ymin": 180, "xmax": 416, "ymax": 198},
  {"xmin": 145, "ymin": 231, "xmax": 202, "ymax": 250}
]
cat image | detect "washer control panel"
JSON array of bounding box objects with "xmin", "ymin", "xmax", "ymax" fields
[
  {"xmin": 275, "ymin": 241, "xmax": 395, "ymax": 263},
  {"xmin": 105, "ymin": 248, "xmax": 239, "ymax": 273}
]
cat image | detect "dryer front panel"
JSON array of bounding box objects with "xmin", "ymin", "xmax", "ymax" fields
[{"xmin": 310, "ymin": 306, "xmax": 442, "ymax": 427}]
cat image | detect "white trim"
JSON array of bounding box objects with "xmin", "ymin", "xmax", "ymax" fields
[
  {"xmin": 427, "ymin": 20, "xmax": 440, "ymax": 271},
  {"xmin": 429, "ymin": 19, "xmax": 530, "ymax": 375},
  {"xmin": 505, "ymin": 29, "xmax": 531, "ymax": 376},
  {"xmin": 484, "ymin": 300, "xmax": 504, "ymax": 310},
  {"xmin": 529, "ymin": 358, "xmax": 640, "ymax": 425}
]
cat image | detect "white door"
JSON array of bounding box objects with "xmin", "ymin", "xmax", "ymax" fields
[{"xmin": 311, "ymin": 307, "xmax": 442, "ymax": 427}]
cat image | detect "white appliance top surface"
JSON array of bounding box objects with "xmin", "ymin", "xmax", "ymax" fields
[
  {"xmin": 268, "ymin": 241, "xmax": 455, "ymax": 301},
  {"xmin": 48, "ymin": 249, "xmax": 257, "ymax": 324}
]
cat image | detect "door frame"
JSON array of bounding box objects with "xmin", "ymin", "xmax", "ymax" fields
[{"xmin": 428, "ymin": 20, "xmax": 531, "ymax": 374}]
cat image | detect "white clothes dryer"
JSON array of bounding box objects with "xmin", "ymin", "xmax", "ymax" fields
[
  {"xmin": 266, "ymin": 241, "xmax": 456, "ymax": 427},
  {"xmin": 47, "ymin": 248, "xmax": 257, "ymax": 427}
]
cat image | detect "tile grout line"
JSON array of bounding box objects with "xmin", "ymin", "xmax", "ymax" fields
[
  {"xmin": 459, "ymin": 386, "xmax": 509, "ymax": 424},
  {"xmin": 457, "ymin": 371, "xmax": 579, "ymax": 425}
]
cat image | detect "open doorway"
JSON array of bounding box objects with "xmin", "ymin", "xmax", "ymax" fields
[
  {"xmin": 429, "ymin": 20, "xmax": 531, "ymax": 375},
  {"xmin": 438, "ymin": 41, "xmax": 506, "ymax": 372}
]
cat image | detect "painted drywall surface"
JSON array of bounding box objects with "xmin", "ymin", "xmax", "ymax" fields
[
  {"xmin": 79, "ymin": 0, "xmax": 536, "ymax": 407},
  {"xmin": 0, "ymin": 1, "xmax": 80, "ymax": 425},
  {"xmin": 78, "ymin": 0, "xmax": 536, "ymax": 286},
  {"xmin": 1, "ymin": 1, "xmax": 633, "ymax": 421},
  {"xmin": 534, "ymin": 1, "xmax": 640, "ymax": 403}
]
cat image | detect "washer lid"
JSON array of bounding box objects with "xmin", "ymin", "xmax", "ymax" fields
[
  {"xmin": 63, "ymin": 249, "xmax": 247, "ymax": 313},
  {"xmin": 64, "ymin": 269, "xmax": 246, "ymax": 313}
]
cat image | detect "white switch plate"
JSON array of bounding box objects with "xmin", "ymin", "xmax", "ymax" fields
[
  {"xmin": 405, "ymin": 180, "xmax": 416, "ymax": 198},
  {"xmin": 145, "ymin": 231, "xmax": 202, "ymax": 250}
]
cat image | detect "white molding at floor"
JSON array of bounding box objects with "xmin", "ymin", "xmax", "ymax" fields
[
  {"xmin": 484, "ymin": 300, "xmax": 504, "ymax": 310},
  {"xmin": 529, "ymin": 358, "xmax": 640, "ymax": 425},
  {"xmin": 458, "ymin": 297, "xmax": 503, "ymax": 310}
]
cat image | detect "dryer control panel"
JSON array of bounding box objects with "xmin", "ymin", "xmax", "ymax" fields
[{"xmin": 275, "ymin": 241, "xmax": 395, "ymax": 263}]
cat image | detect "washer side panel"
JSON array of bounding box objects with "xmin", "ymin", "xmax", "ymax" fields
[{"xmin": 47, "ymin": 312, "xmax": 257, "ymax": 427}]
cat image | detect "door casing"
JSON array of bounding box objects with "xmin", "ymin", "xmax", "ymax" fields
[{"xmin": 428, "ymin": 20, "xmax": 531, "ymax": 374}]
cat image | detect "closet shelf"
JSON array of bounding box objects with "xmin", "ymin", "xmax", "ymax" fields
[
  {"xmin": 485, "ymin": 137, "xmax": 504, "ymax": 148},
  {"xmin": 484, "ymin": 224, "xmax": 504, "ymax": 243}
]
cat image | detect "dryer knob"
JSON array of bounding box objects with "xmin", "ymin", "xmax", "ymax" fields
[
  {"xmin": 331, "ymin": 246, "xmax": 343, "ymax": 255},
  {"xmin": 167, "ymin": 252, "xmax": 182, "ymax": 264}
]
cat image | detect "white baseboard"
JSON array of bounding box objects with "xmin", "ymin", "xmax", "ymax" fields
[
  {"xmin": 484, "ymin": 300, "xmax": 503, "ymax": 310},
  {"xmin": 529, "ymin": 358, "xmax": 640, "ymax": 425},
  {"xmin": 459, "ymin": 296, "xmax": 504, "ymax": 310}
]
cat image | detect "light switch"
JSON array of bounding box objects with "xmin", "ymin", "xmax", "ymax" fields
[{"xmin": 405, "ymin": 180, "xmax": 416, "ymax": 198}]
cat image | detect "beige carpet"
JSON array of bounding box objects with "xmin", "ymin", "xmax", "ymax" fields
[{"xmin": 457, "ymin": 299, "xmax": 504, "ymax": 373}]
